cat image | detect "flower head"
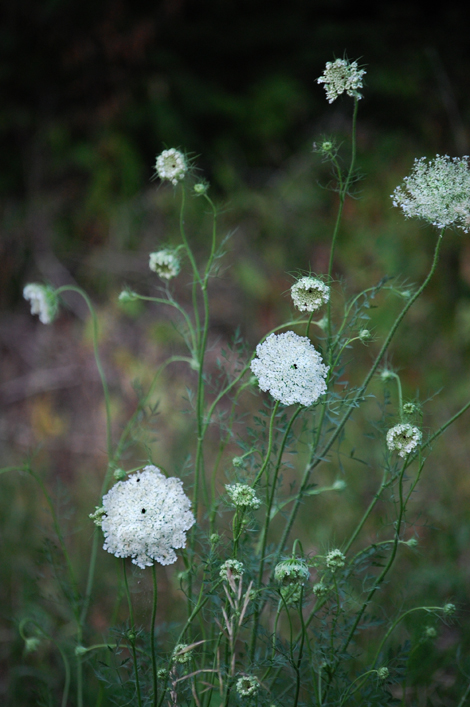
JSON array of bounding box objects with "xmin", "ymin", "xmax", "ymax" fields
[
  {"xmin": 100, "ymin": 466, "xmax": 195, "ymax": 568},
  {"xmin": 226, "ymin": 483, "xmax": 261, "ymax": 510},
  {"xmin": 274, "ymin": 558, "xmax": 309, "ymax": 586},
  {"xmin": 173, "ymin": 643, "xmax": 193, "ymax": 664},
  {"xmin": 155, "ymin": 148, "xmax": 187, "ymax": 186},
  {"xmin": 250, "ymin": 331, "xmax": 329, "ymax": 407},
  {"xmin": 386, "ymin": 424, "xmax": 422, "ymax": 458},
  {"xmin": 219, "ymin": 559, "xmax": 244, "ymax": 581},
  {"xmin": 377, "ymin": 667, "xmax": 389, "ymax": 681},
  {"xmin": 291, "ymin": 276, "xmax": 330, "ymax": 313},
  {"xmin": 316, "ymin": 58, "xmax": 366, "ymax": 103},
  {"xmin": 236, "ymin": 675, "xmax": 259, "ymax": 698},
  {"xmin": 313, "ymin": 581, "xmax": 329, "ymax": 598},
  {"xmin": 326, "ymin": 549, "xmax": 346, "ymax": 571},
  {"xmin": 392, "ymin": 155, "xmax": 470, "ymax": 232},
  {"xmin": 149, "ymin": 249, "xmax": 181, "ymax": 280},
  {"xmin": 23, "ymin": 284, "xmax": 58, "ymax": 324}
]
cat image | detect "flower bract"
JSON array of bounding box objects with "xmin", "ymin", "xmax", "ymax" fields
[
  {"xmin": 100, "ymin": 465, "xmax": 195, "ymax": 568},
  {"xmin": 392, "ymin": 155, "xmax": 470, "ymax": 232},
  {"xmin": 250, "ymin": 331, "xmax": 328, "ymax": 407}
]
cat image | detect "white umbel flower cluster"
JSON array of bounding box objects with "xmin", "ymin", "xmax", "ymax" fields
[
  {"xmin": 250, "ymin": 331, "xmax": 329, "ymax": 407},
  {"xmin": 392, "ymin": 155, "xmax": 470, "ymax": 232},
  {"xmin": 291, "ymin": 276, "xmax": 330, "ymax": 312},
  {"xmin": 219, "ymin": 559, "xmax": 244, "ymax": 581},
  {"xmin": 155, "ymin": 148, "xmax": 187, "ymax": 185},
  {"xmin": 100, "ymin": 466, "xmax": 195, "ymax": 568},
  {"xmin": 23, "ymin": 284, "xmax": 58, "ymax": 324},
  {"xmin": 274, "ymin": 558, "xmax": 309, "ymax": 586},
  {"xmin": 386, "ymin": 424, "xmax": 422, "ymax": 458},
  {"xmin": 326, "ymin": 549, "xmax": 346, "ymax": 571},
  {"xmin": 316, "ymin": 58, "xmax": 366, "ymax": 103},
  {"xmin": 236, "ymin": 676, "xmax": 259, "ymax": 698},
  {"xmin": 149, "ymin": 249, "xmax": 181, "ymax": 280},
  {"xmin": 226, "ymin": 483, "xmax": 261, "ymax": 509}
]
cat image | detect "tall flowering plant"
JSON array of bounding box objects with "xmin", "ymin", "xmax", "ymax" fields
[{"xmin": 6, "ymin": 58, "xmax": 470, "ymax": 706}]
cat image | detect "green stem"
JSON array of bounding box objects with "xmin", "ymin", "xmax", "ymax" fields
[
  {"xmin": 151, "ymin": 564, "xmax": 159, "ymax": 707},
  {"xmin": 253, "ymin": 401, "xmax": 280, "ymax": 487},
  {"xmin": 122, "ymin": 560, "xmax": 142, "ymax": 707}
]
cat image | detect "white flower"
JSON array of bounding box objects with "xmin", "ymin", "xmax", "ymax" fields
[
  {"xmin": 250, "ymin": 331, "xmax": 329, "ymax": 407},
  {"xmin": 155, "ymin": 148, "xmax": 187, "ymax": 186},
  {"xmin": 326, "ymin": 549, "xmax": 346, "ymax": 571},
  {"xmin": 386, "ymin": 424, "xmax": 422, "ymax": 458},
  {"xmin": 23, "ymin": 284, "xmax": 58, "ymax": 324},
  {"xmin": 100, "ymin": 466, "xmax": 195, "ymax": 568},
  {"xmin": 226, "ymin": 483, "xmax": 261, "ymax": 510},
  {"xmin": 149, "ymin": 249, "xmax": 181, "ymax": 280},
  {"xmin": 236, "ymin": 676, "xmax": 259, "ymax": 698},
  {"xmin": 274, "ymin": 558, "xmax": 309, "ymax": 586},
  {"xmin": 219, "ymin": 559, "xmax": 244, "ymax": 581},
  {"xmin": 316, "ymin": 58, "xmax": 366, "ymax": 103},
  {"xmin": 291, "ymin": 276, "xmax": 330, "ymax": 313},
  {"xmin": 392, "ymin": 155, "xmax": 470, "ymax": 232}
]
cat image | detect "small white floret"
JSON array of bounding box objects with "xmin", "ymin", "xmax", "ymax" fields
[
  {"xmin": 100, "ymin": 466, "xmax": 195, "ymax": 568},
  {"xmin": 316, "ymin": 58, "xmax": 366, "ymax": 103},
  {"xmin": 291, "ymin": 276, "xmax": 330, "ymax": 313},
  {"xmin": 155, "ymin": 148, "xmax": 187, "ymax": 186},
  {"xmin": 386, "ymin": 424, "xmax": 422, "ymax": 458},
  {"xmin": 250, "ymin": 331, "xmax": 328, "ymax": 407}
]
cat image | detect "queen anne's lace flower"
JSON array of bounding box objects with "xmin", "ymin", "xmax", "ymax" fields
[
  {"xmin": 236, "ymin": 676, "xmax": 259, "ymax": 698},
  {"xmin": 317, "ymin": 58, "xmax": 366, "ymax": 103},
  {"xmin": 100, "ymin": 466, "xmax": 195, "ymax": 568},
  {"xmin": 326, "ymin": 549, "xmax": 346, "ymax": 571},
  {"xmin": 291, "ymin": 276, "xmax": 330, "ymax": 312},
  {"xmin": 155, "ymin": 148, "xmax": 187, "ymax": 185},
  {"xmin": 386, "ymin": 424, "xmax": 422, "ymax": 458},
  {"xmin": 250, "ymin": 331, "xmax": 328, "ymax": 407},
  {"xmin": 274, "ymin": 558, "xmax": 309, "ymax": 586},
  {"xmin": 23, "ymin": 284, "xmax": 58, "ymax": 324},
  {"xmin": 219, "ymin": 559, "xmax": 244, "ymax": 581},
  {"xmin": 226, "ymin": 483, "xmax": 261, "ymax": 509},
  {"xmin": 392, "ymin": 155, "xmax": 470, "ymax": 232},
  {"xmin": 149, "ymin": 249, "xmax": 181, "ymax": 280}
]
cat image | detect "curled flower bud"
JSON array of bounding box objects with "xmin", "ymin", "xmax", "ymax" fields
[
  {"xmin": 24, "ymin": 637, "xmax": 41, "ymax": 654},
  {"xmin": 377, "ymin": 667, "xmax": 389, "ymax": 680},
  {"xmin": 405, "ymin": 537, "xmax": 418, "ymax": 548},
  {"xmin": 118, "ymin": 289, "xmax": 138, "ymax": 303},
  {"xmin": 236, "ymin": 675, "xmax": 259, "ymax": 698},
  {"xmin": 232, "ymin": 456, "xmax": 245, "ymax": 468},
  {"xmin": 75, "ymin": 645, "xmax": 88, "ymax": 656},
  {"xmin": 219, "ymin": 559, "xmax": 244, "ymax": 581},
  {"xmin": 333, "ymin": 479, "xmax": 347, "ymax": 491},
  {"xmin": 291, "ymin": 276, "xmax": 330, "ymax": 313},
  {"xmin": 359, "ymin": 329, "xmax": 371, "ymax": 342},
  {"xmin": 425, "ymin": 626, "xmax": 437, "ymax": 639},
  {"xmin": 313, "ymin": 581, "xmax": 329, "ymax": 598},
  {"xmin": 280, "ymin": 584, "xmax": 303, "ymax": 605},
  {"xmin": 173, "ymin": 643, "xmax": 193, "ymax": 664},
  {"xmin": 274, "ymin": 558, "xmax": 309, "ymax": 586},
  {"xmin": 210, "ymin": 533, "xmax": 219, "ymax": 545},
  {"xmin": 149, "ymin": 249, "xmax": 181, "ymax": 280},
  {"xmin": 155, "ymin": 149, "xmax": 187, "ymax": 186},
  {"xmin": 325, "ymin": 549, "xmax": 346, "ymax": 571},
  {"xmin": 443, "ymin": 603, "xmax": 456, "ymax": 616},
  {"xmin": 402, "ymin": 402, "xmax": 418, "ymax": 415},
  {"xmin": 193, "ymin": 181, "xmax": 209, "ymax": 195},
  {"xmin": 226, "ymin": 483, "xmax": 261, "ymax": 510},
  {"xmin": 113, "ymin": 468, "xmax": 126, "ymax": 481},
  {"xmin": 23, "ymin": 284, "xmax": 59, "ymax": 324},
  {"xmin": 386, "ymin": 424, "xmax": 422, "ymax": 458}
]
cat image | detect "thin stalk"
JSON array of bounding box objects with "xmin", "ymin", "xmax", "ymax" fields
[
  {"xmin": 151, "ymin": 564, "xmax": 159, "ymax": 707},
  {"xmin": 122, "ymin": 560, "xmax": 142, "ymax": 707}
]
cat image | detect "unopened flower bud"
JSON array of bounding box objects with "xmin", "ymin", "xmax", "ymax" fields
[
  {"xmin": 113, "ymin": 468, "xmax": 126, "ymax": 481},
  {"xmin": 443, "ymin": 603, "xmax": 456, "ymax": 616},
  {"xmin": 24, "ymin": 637, "xmax": 41, "ymax": 654},
  {"xmin": 359, "ymin": 329, "xmax": 371, "ymax": 342},
  {"xmin": 75, "ymin": 645, "xmax": 88, "ymax": 656},
  {"xmin": 377, "ymin": 667, "xmax": 389, "ymax": 680}
]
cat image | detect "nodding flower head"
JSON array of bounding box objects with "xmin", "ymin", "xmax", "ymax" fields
[{"xmin": 23, "ymin": 284, "xmax": 58, "ymax": 324}]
